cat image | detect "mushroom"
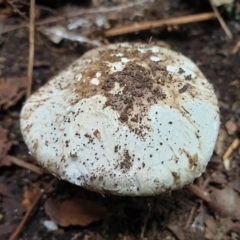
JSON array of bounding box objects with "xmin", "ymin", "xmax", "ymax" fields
[{"xmin": 20, "ymin": 43, "xmax": 220, "ymax": 196}]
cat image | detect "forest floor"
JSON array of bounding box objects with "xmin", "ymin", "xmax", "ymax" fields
[{"xmin": 0, "ymin": 0, "xmax": 240, "ymax": 239}]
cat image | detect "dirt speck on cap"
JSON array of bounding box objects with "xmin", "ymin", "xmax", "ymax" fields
[
  {"xmin": 171, "ymin": 171, "xmax": 180, "ymax": 184},
  {"xmin": 52, "ymin": 44, "xmax": 210, "ymax": 139},
  {"xmin": 186, "ymin": 152, "xmax": 199, "ymax": 170},
  {"xmin": 118, "ymin": 150, "xmax": 133, "ymax": 172},
  {"xmin": 103, "ymin": 62, "xmax": 166, "ymax": 126},
  {"xmin": 93, "ymin": 130, "xmax": 101, "ymax": 139}
]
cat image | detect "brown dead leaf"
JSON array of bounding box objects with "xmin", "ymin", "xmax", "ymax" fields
[
  {"xmin": 22, "ymin": 185, "xmax": 42, "ymax": 211},
  {"xmin": 208, "ymin": 186, "xmax": 240, "ymax": 220},
  {"xmin": 0, "ymin": 183, "xmax": 13, "ymax": 197},
  {"xmin": 0, "ymin": 177, "xmax": 25, "ymax": 236},
  {"xmin": 0, "ymin": 77, "xmax": 26, "ymax": 110},
  {"xmin": 218, "ymin": 217, "xmax": 235, "ymax": 236},
  {"xmin": 0, "ymin": 127, "xmax": 12, "ymax": 166},
  {"xmin": 167, "ymin": 224, "xmax": 185, "ymax": 240},
  {"xmin": 0, "ymin": 155, "xmax": 12, "ymax": 167},
  {"xmin": 225, "ymin": 120, "xmax": 238, "ymax": 135},
  {"xmin": 231, "ymin": 222, "xmax": 240, "ymax": 234},
  {"xmin": 83, "ymin": 232, "xmax": 103, "ymax": 240},
  {"xmin": 0, "ymin": 223, "xmax": 16, "ymax": 236},
  {"xmin": 204, "ymin": 217, "xmax": 217, "ymax": 239},
  {"xmin": 211, "ymin": 170, "xmax": 227, "ymax": 185},
  {"xmin": 45, "ymin": 198, "xmax": 108, "ymax": 227},
  {"xmin": 0, "ymin": 127, "xmax": 16, "ymax": 167},
  {"xmin": 205, "ymin": 217, "xmax": 235, "ymax": 240},
  {"xmin": 0, "ymin": 57, "xmax": 6, "ymax": 63},
  {"xmin": 214, "ymin": 128, "xmax": 227, "ymax": 156},
  {"xmin": 229, "ymin": 178, "xmax": 240, "ymax": 193},
  {"xmin": 188, "ymin": 205, "xmax": 206, "ymax": 240}
]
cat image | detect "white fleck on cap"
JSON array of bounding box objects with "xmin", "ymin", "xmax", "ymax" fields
[{"xmin": 20, "ymin": 43, "xmax": 220, "ymax": 196}]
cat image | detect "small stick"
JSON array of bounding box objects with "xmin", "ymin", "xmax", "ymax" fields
[
  {"xmin": 140, "ymin": 214, "xmax": 149, "ymax": 239},
  {"xmin": 222, "ymin": 138, "xmax": 240, "ymax": 170},
  {"xmin": 184, "ymin": 205, "xmax": 197, "ymax": 229},
  {"xmin": 35, "ymin": 0, "xmax": 150, "ymax": 26},
  {"xmin": 0, "ymin": 0, "xmax": 150, "ymax": 34},
  {"xmin": 0, "ymin": 23, "xmax": 27, "ymax": 35},
  {"xmin": 26, "ymin": 0, "xmax": 35, "ymax": 98},
  {"xmin": 223, "ymin": 138, "xmax": 240, "ymax": 159},
  {"xmin": 8, "ymin": 1, "xmax": 28, "ymax": 21},
  {"xmin": 20, "ymin": 0, "xmax": 59, "ymax": 16},
  {"xmin": 208, "ymin": 0, "xmax": 233, "ymax": 39},
  {"xmin": 232, "ymin": 40, "xmax": 240, "ymax": 54},
  {"xmin": 202, "ymin": 176, "xmax": 211, "ymax": 189},
  {"xmin": 9, "ymin": 178, "xmax": 57, "ymax": 240},
  {"xmin": 9, "ymin": 156, "xmax": 46, "ymax": 175},
  {"xmin": 104, "ymin": 12, "xmax": 216, "ymax": 37},
  {"xmin": 187, "ymin": 184, "xmax": 211, "ymax": 202}
]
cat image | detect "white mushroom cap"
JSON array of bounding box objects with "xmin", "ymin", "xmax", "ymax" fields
[{"xmin": 20, "ymin": 43, "xmax": 220, "ymax": 196}]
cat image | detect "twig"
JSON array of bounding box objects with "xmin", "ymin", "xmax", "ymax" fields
[
  {"xmin": 8, "ymin": 0, "xmax": 28, "ymax": 21},
  {"xmin": 8, "ymin": 178, "xmax": 57, "ymax": 240},
  {"xmin": 232, "ymin": 40, "xmax": 240, "ymax": 54},
  {"xmin": 187, "ymin": 184, "xmax": 211, "ymax": 202},
  {"xmin": 36, "ymin": 0, "xmax": 150, "ymax": 25},
  {"xmin": 19, "ymin": 0, "xmax": 59, "ymax": 16},
  {"xmin": 8, "ymin": 156, "xmax": 46, "ymax": 175},
  {"xmin": 0, "ymin": 0, "xmax": 150, "ymax": 34},
  {"xmin": 184, "ymin": 205, "xmax": 197, "ymax": 229},
  {"xmin": 103, "ymin": 12, "xmax": 216, "ymax": 37},
  {"xmin": 0, "ymin": 23, "xmax": 27, "ymax": 35},
  {"xmin": 208, "ymin": 0, "xmax": 233, "ymax": 39},
  {"xmin": 26, "ymin": 0, "xmax": 35, "ymax": 98},
  {"xmin": 140, "ymin": 214, "xmax": 149, "ymax": 239},
  {"xmin": 202, "ymin": 176, "xmax": 211, "ymax": 189},
  {"xmin": 222, "ymin": 138, "xmax": 240, "ymax": 170}
]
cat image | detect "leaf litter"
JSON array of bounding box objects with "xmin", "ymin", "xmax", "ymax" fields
[
  {"xmin": 44, "ymin": 198, "xmax": 108, "ymax": 227},
  {"xmin": 208, "ymin": 186, "xmax": 240, "ymax": 220},
  {"xmin": 0, "ymin": 176, "xmax": 25, "ymax": 236},
  {"xmin": 0, "ymin": 127, "xmax": 12, "ymax": 165},
  {"xmin": 0, "ymin": 77, "xmax": 26, "ymax": 110},
  {"xmin": 22, "ymin": 184, "xmax": 42, "ymax": 212}
]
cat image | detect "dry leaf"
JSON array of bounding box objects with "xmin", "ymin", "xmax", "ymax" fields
[
  {"xmin": 22, "ymin": 185, "xmax": 42, "ymax": 211},
  {"xmin": 231, "ymin": 222, "xmax": 240, "ymax": 234},
  {"xmin": 205, "ymin": 217, "xmax": 235, "ymax": 240},
  {"xmin": 189, "ymin": 208, "xmax": 206, "ymax": 240},
  {"xmin": 208, "ymin": 186, "xmax": 240, "ymax": 220},
  {"xmin": 0, "ymin": 177, "xmax": 25, "ymax": 236},
  {"xmin": 0, "ymin": 127, "xmax": 12, "ymax": 166},
  {"xmin": 225, "ymin": 120, "xmax": 237, "ymax": 135},
  {"xmin": 0, "ymin": 127, "xmax": 19, "ymax": 168},
  {"xmin": 218, "ymin": 217, "xmax": 235, "ymax": 236},
  {"xmin": 167, "ymin": 224, "xmax": 185, "ymax": 240},
  {"xmin": 0, "ymin": 155, "xmax": 12, "ymax": 167},
  {"xmin": 0, "ymin": 183, "xmax": 13, "ymax": 197},
  {"xmin": 214, "ymin": 128, "xmax": 227, "ymax": 156},
  {"xmin": 211, "ymin": 171, "xmax": 227, "ymax": 185},
  {"xmin": 0, "ymin": 77, "xmax": 26, "ymax": 110},
  {"xmin": 229, "ymin": 178, "xmax": 240, "ymax": 193},
  {"xmin": 204, "ymin": 217, "xmax": 217, "ymax": 239},
  {"xmin": 0, "ymin": 223, "xmax": 16, "ymax": 236},
  {"xmin": 45, "ymin": 198, "xmax": 108, "ymax": 227}
]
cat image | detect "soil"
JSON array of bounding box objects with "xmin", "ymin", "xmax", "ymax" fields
[{"xmin": 0, "ymin": 0, "xmax": 240, "ymax": 239}]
